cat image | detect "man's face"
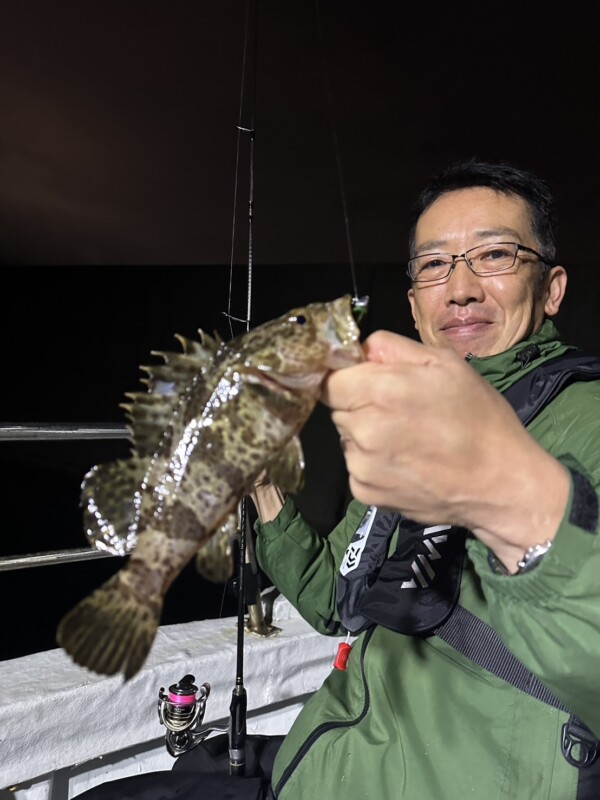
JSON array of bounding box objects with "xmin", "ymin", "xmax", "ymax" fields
[{"xmin": 407, "ymin": 187, "xmax": 565, "ymax": 358}]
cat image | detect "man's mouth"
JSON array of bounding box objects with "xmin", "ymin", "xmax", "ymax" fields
[{"xmin": 440, "ymin": 318, "xmax": 492, "ymax": 337}]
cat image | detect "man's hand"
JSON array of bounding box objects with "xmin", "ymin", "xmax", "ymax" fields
[{"xmin": 321, "ymin": 330, "xmax": 569, "ymax": 572}]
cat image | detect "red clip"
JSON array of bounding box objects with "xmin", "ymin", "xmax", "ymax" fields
[{"xmin": 333, "ymin": 641, "xmax": 352, "ymax": 671}]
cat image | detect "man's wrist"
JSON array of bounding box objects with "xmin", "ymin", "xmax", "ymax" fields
[
  {"xmin": 250, "ymin": 483, "xmax": 286, "ymax": 523},
  {"xmin": 485, "ymin": 463, "xmax": 598, "ymax": 576},
  {"xmin": 488, "ymin": 539, "xmax": 553, "ymax": 575},
  {"xmin": 470, "ymin": 451, "xmax": 568, "ymax": 574}
]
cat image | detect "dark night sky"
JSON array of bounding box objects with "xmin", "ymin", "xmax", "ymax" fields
[
  {"xmin": 1, "ymin": 1, "xmax": 600, "ymax": 660},
  {"xmin": 2, "ymin": 1, "xmax": 600, "ymax": 269}
]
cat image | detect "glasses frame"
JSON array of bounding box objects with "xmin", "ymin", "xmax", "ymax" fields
[{"xmin": 406, "ymin": 242, "xmax": 553, "ymax": 283}]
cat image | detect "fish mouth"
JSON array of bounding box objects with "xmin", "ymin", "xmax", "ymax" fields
[
  {"xmin": 246, "ymin": 338, "xmax": 364, "ymax": 393},
  {"xmin": 326, "ymin": 301, "xmax": 364, "ymax": 367},
  {"xmin": 248, "ymin": 369, "xmax": 324, "ymax": 393}
]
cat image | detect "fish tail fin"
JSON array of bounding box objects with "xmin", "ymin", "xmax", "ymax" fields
[{"xmin": 56, "ymin": 573, "xmax": 162, "ymax": 681}]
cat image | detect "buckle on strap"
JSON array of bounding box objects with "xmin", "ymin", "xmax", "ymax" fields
[{"xmin": 561, "ymin": 716, "xmax": 599, "ymax": 767}]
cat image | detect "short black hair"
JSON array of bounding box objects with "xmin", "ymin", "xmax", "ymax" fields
[{"xmin": 408, "ymin": 159, "xmax": 557, "ymax": 263}]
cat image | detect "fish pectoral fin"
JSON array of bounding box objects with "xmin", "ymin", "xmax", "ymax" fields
[
  {"xmin": 56, "ymin": 573, "xmax": 162, "ymax": 681},
  {"xmin": 265, "ymin": 436, "xmax": 306, "ymax": 494}
]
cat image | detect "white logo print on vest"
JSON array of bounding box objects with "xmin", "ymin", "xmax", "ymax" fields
[
  {"xmin": 339, "ymin": 506, "xmax": 377, "ymax": 576},
  {"xmin": 400, "ymin": 524, "xmax": 452, "ymax": 588}
]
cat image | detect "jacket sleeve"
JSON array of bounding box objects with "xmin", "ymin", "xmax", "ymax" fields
[
  {"xmin": 254, "ymin": 496, "xmax": 368, "ymax": 635},
  {"xmin": 467, "ymin": 381, "xmax": 600, "ymax": 737}
]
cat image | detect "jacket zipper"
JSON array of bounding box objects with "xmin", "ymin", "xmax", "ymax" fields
[{"xmin": 273, "ymin": 626, "xmax": 375, "ymax": 797}]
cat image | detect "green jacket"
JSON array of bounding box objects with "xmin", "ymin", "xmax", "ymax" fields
[{"xmin": 255, "ymin": 321, "xmax": 600, "ymax": 800}]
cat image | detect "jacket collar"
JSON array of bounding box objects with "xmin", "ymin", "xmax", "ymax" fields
[{"xmin": 466, "ymin": 319, "xmax": 574, "ymax": 393}]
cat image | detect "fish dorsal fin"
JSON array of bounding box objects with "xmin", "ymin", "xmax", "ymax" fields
[
  {"xmin": 179, "ymin": 329, "xmax": 223, "ymax": 358},
  {"xmin": 120, "ymin": 393, "xmax": 178, "ymax": 459},
  {"xmin": 121, "ymin": 329, "xmax": 223, "ymax": 458}
]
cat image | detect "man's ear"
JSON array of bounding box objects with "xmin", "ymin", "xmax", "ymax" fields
[
  {"xmin": 544, "ymin": 265, "xmax": 567, "ymax": 317},
  {"xmin": 407, "ymin": 287, "xmax": 419, "ymax": 331}
]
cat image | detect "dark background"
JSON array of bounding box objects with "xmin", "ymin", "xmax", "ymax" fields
[{"xmin": 1, "ymin": 1, "xmax": 599, "ymax": 661}]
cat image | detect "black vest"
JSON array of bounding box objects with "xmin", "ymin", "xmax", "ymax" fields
[{"xmin": 337, "ymin": 347, "xmax": 600, "ymax": 636}]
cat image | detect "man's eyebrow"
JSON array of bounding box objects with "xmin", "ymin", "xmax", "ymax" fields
[{"xmin": 414, "ymin": 227, "xmax": 523, "ymax": 255}]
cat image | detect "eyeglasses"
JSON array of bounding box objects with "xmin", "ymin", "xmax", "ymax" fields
[{"xmin": 406, "ymin": 241, "xmax": 552, "ymax": 283}]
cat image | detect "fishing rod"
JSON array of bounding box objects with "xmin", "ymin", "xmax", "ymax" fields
[
  {"xmin": 157, "ymin": 0, "xmax": 369, "ymax": 771},
  {"xmin": 224, "ymin": 0, "xmax": 259, "ymax": 777},
  {"xmin": 226, "ymin": 3, "xmax": 372, "ymax": 775},
  {"xmin": 226, "ymin": 5, "xmax": 371, "ymax": 773},
  {"xmin": 157, "ymin": 0, "xmax": 258, "ymax": 770}
]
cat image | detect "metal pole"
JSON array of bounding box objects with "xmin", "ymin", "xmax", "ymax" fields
[
  {"xmin": 0, "ymin": 423, "xmax": 129, "ymax": 441},
  {"xmin": 0, "ymin": 547, "xmax": 120, "ymax": 572}
]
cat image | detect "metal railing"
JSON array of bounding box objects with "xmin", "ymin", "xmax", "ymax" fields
[
  {"xmin": 0, "ymin": 422, "xmax": 277, "ymax": 636},
  {"xmin": 0, "ymin": 423, "xmax": 280, "ymax": 638},
  {"xmin": 0, "ymin": 422, "xmax": 128, "ymax": 571},
  {"xmin": 0, "ymin": 423, "xmax": 129, "ymax": 441}
]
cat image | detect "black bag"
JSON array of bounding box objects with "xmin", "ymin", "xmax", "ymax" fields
[{"xmin": 72, "ymin": 734, "xmax": 283, "ymax": 800}]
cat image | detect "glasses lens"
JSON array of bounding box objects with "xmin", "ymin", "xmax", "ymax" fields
[
  {"xmin": 408, "ymin": 242, "xmax": 521, "ymax": 282},
  {"xmin": 466, "ymin": 242, "xmax": 518, "ymax": 273},
  {"xmin": 408, "ymin": 254, "xmax": 453, "ymax": 281}
]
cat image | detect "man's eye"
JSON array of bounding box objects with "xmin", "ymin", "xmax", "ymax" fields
[
  {"xmin": 422, "ymin": 258, "xmax": 446, "ymax": 269},
  {"xmin": 482, "ymin": 247, "xmax": 511, "ymax": 260}
]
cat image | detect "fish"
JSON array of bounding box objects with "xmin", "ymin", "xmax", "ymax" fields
[
  {"xmin": 194, "ymin": 509, "xmax": 240, "ymax": 584},
  {"xmin": 56, "ymin": 294, "xmax": 364, "ymax": 680}
]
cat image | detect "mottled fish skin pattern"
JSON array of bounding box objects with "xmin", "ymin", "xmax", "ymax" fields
[
  {"xmin": 56, "ymin": 295, "xmax": 363, "ymax": 680},
  {"xmin": 194, "ymin": 511, "xmax": 239, "ymax": 583}
]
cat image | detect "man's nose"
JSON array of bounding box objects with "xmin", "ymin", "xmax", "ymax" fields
[{"xmin": 445, "ymin": 257, "xmax": 485, "ymax": 304}]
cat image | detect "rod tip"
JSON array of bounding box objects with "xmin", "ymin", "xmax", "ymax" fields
[{"xmin": 351, "ymin": 295, "xmax": 369, "ymax": 322}]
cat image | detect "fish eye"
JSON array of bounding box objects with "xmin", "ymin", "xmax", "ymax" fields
[{"xmin": 290, "ymin": 314, "xmax": 306, "ymax": 325}]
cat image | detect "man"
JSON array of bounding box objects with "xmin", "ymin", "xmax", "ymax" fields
[{"xmin": 250, "ymin": 160, "xmax": 600, "ymax": 798}]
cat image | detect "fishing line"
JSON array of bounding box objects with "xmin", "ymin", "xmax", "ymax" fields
[
  {"xmin": 225, "ymin": 0, "xmax": 257, "ymax": 338},
  {"xmin": 314, "ymin": 0, "xmax": 359, "ymax": 300}
]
